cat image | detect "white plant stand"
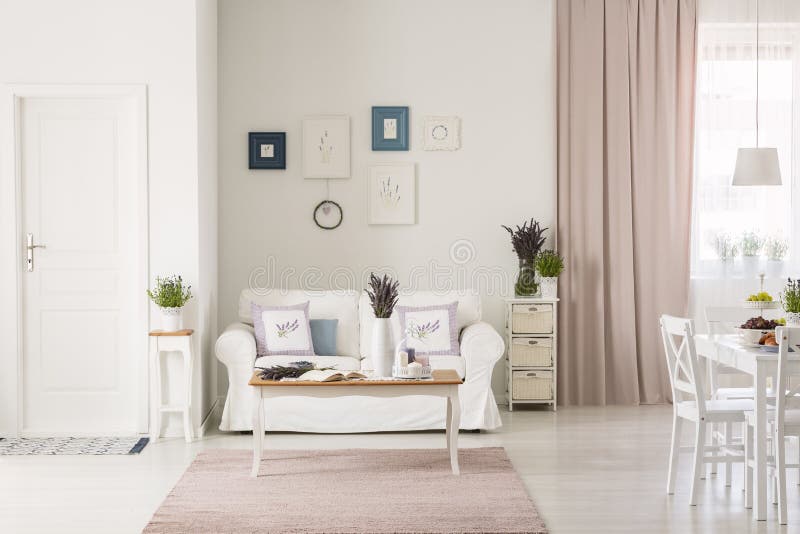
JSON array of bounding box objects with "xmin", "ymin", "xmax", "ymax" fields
[
  {"xmin": 504, "ymin": 298, "xmax": 559, "ymax": 411},
  {"xmin": 149, "ymin": 329, "xmax": 194, "ymax": 443}
]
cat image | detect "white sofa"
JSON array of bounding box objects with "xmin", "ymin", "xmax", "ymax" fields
[{"xmin": 215, "ymin": 289, "xmax": 504, "ymax": 432}]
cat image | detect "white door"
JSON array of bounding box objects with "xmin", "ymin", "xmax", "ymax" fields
[{"xmin": 19, "ymin": 92, "xmax": 146, "ymax": 436}]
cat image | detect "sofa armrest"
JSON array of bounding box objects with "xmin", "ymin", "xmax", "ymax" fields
[
  {"xmin": 215, "ymin": 322, "xmax": 257, "ymax": 367},
  {"xmin": 460, "ymin": 321, "xmax": 504, "ymax": 382}
]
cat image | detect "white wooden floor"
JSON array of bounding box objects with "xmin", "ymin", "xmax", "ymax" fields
[{"xmin": 1, "ymin": 405, "xmax": 798, "ymax": 533}]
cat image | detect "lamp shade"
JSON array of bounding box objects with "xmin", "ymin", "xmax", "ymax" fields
[{"xmin": 732, "ymin": 147, "xmax": 782, "ymax": 186}]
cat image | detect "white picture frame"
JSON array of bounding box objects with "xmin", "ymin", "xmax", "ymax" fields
[
  {"xmin": 367, "ymin": 163, "xmax": 416, "ymax": 225},
  {"xmin": 422, "ymin": 115, "xmax": 461, "ymax": 151},
  {"xmin": 302, "ymin": 115, "xmax": 350, "ymax": 178}
]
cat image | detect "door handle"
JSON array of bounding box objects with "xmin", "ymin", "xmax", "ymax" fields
[{"xmin": 26, "ymin": 233, "xmax": 46, "ymax": 272}]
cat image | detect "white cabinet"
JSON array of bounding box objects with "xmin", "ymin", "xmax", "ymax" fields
[{"xmin": 505, "ymin": 298, "xmax": 558, "ymax": 411}]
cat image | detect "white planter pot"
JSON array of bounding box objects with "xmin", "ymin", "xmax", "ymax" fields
[
  {"xmin": 371, "ymin": 318, "xmax": 394, "ymax": 377},
  {"xmin": 766, "ymin": 260, "xmax": 785, "ymax": 279},
  {"xmin": 787, "ymin": 312, "xmax": 800, "ymax": 327},
  {"xmin": 741, "ymin": 256, "xmax": 761, "ymax": 279},
  {"xmin": 159, "ymin": 306, "xmax": 183, "ymax": 332},
  {"xmin": 539, "ymin": 277, "xmax": 558, "ymax": 298}
]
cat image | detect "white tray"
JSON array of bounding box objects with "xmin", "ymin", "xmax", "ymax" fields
[
  {"xmin": 392, "ymin": 365, "xmax": 432, "ymax": 379},
  {"xmin": 743, "ymin": 300, "xmax": 780, "ymax": 309}
]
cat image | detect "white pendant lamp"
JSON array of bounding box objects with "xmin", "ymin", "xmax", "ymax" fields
[{"xmin": 732, "ymin": 0, "xmax": 782, "ymax": 186}]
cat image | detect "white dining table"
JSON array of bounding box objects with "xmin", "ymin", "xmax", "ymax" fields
[{"xmin": 695, "ymin": 333, "xmax": 800, "ymax": 521}]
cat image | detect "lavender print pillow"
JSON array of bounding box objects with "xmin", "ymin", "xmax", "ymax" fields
[
  {"xmin": 395, "ymin": 302, "xmax": 460, "ymax": 362},
  {"xmin": 251, "ymin": 301, "xmax": 315, "ymax": 357}
]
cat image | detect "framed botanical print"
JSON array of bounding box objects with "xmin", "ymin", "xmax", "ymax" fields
[
  {"xmin": 367, "ymin": 163, "xmax": 416, "ymax": 225},
  {"xmin": 423, "ymin": 116, "xmax": 461, "ymax": 151},
  {"xmin": 302, "ymin": 115, "xmax": 350, "ymax": 178},
  {"xmin": 372, "ymin": 106, "xmax": 409, "ymax": 151},
  {"xmin": 249, "ymin": 132, "xmax": 286, "ymax": 169}
]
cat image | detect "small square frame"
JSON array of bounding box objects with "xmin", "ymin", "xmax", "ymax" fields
[
  {"xmin": 372, "ymin": 106, "xmax": 409, "ymax": 151},
  {"xmin": 423, "ymin": 116, "xmax": 461, "ymax": 151},
  {"xmin": 249, "ymin": 132, "xmax": 286, "ymax": 169}
]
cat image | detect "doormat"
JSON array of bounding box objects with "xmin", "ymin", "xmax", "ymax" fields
[{"xmin": 0, "ymin": 436, "xmax": 149, "ymax": 455}]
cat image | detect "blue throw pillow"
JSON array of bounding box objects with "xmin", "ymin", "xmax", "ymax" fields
[{"xmin": 309, "ymin": 319, "xmax": 338, "ymax": 356}]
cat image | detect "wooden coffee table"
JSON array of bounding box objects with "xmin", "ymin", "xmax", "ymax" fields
[{"xmin": 249, "ymin": 369, "xmax": 464, "ymax": 477}]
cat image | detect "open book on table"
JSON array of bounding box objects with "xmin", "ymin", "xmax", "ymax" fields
[{"xmin": 288, "ymin": 369, "xmax": 368, "ymax": 382}]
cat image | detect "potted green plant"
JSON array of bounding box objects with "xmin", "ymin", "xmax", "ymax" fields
[
  {"xmin": 366, "ymin": 272, "xmax": 399, "ymax": 377},
  {"xmin": 502, "ymin": 218, "xmax": 547, "ymax": 296},
  {"xmin": 739, "ymin": 231, "xmax": 764, "ymax": 278},
  {"xmin": 765, "ymin": 235, "xmax": 789, "ymax": 278},
  {"xmin": 535, "ymin": 250, "xmax": 565, "ymax": 298},
  {"xmin": 709, "ymin": 231, "xmax": 738, "ymax": 277},
  {"xmin": 147, "ymin": 275, "xmax": 192, "ymax": 331},
  {"xmin": 781, "ymin": 278, "xmax": 800, "ymax": 326}
]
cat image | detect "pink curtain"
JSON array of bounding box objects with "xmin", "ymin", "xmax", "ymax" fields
[{"xmin": 556, "ymin": 0, "xmax": 697, "ymax": 405}]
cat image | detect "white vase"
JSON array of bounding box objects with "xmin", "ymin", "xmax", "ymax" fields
[
  {"xmin": 159, "ymin": 306, "xmax": 183, "ymax": 331},
  {"xmin": 766, "ymin": 259, "xmax": 784, "ymax": 279},
  {"xmin": 371, "ymin": 318, "xmax": 394, "ymax": 377},
  {"xmin": 741, "ymin": 256, "xmax": 760, "ymax": 279},
  {"xmin": 539, "ymin": 277, "xmax": 558, "ymax": 298},
  {"xmin": 787, "ymin": 312, "xmax": 800, "ymax": 326}
]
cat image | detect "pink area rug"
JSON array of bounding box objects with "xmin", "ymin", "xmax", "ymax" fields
[{"xmin": 144, "ymin": 447, "xmax": 547, "ymax": 533}]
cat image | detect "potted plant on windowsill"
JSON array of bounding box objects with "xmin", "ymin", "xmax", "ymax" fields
[
  {"xmin": 781, "ymin": 278, "xmax": 800, "ymax": 326},
  {"xmin": 739, "ymin": 231, "xmax": 764, "ymax": 278},
  {"xmin": 147, "ymin": 275, "xmax": 192, "ymax": 331},
  {"xmin": 709, "ymin": 231, "xmax": 737, "ymax": 278},
  {"xmin": 366, "ymin": 272, "xmax": 399, "ymax": 377},
  {"xmin": 535, "ymin": 250, "xmax": 565, "ymax": 298},
  {"xmin": 765, "ymin": 235, "xmax": 788, "ymax": 279},
  {"xmin": 502, "ymin": 218, "xmax": 547, "ymax": 297}
]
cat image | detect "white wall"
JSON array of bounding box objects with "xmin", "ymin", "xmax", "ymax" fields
[
  {"xmin": 0, "ymin": 0, "xmax": 217, "ymax": 435},
  {"xmin": 218, "ymin": 0, "xmax": 556, "ymax": 397}
]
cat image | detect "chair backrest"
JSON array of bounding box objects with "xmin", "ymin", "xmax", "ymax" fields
[
  {"xmin": 774, "ymin": 327, "xmax": 800, "ymax": 435},
  {"xmin": 660, "ymin": 315, "xmax": 706, "ymax": 414},
  {"xmin": 704, "ymin": 306, "xmax": 779, "ymax": 336}
]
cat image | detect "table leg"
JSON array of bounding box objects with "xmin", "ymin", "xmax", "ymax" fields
[
  {"xmin": 754, "ymin": 362, "xmax": 767, "ymax": 521},
  {"xmin": 251, "ymin": 387, "xmax": 264, "ymax": 478},
  {"xmin": 150, "ymin": 341, "xmax": 161, "ymax": 444},
  {"xmin": 447, "ymin": 386, "xmax": 460, "ymax": 475},
  {"xmin": 182, "ymin": 346, "xmax": 193, "ymax": 443}
]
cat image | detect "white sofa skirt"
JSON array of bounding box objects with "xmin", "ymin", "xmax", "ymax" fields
[{"xmin": 247, "ymin": 392, "xmax": 501, "ymax": 433}]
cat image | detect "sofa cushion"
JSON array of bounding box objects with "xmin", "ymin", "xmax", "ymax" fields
[
  {"xmin": 359, "ymin": 291, "xmax": 481, "ymax": 361},
  {"xmin": 309, "ymin": 319, "xmax": 338, "ymax": 356},
  {"xmin": 254, "ymin": 355, "xmax": 362, "ymax": 372},
  {"xmin": 395, "ymin": 302, "xmax": 460, "ymax": 360},
  {"xmin": 252, "ymin": 301, "xmax": 314, "ymax": 357},
  {"xmin": 241, "ymin": 290, "xmax": 360, "ymax": 358}
]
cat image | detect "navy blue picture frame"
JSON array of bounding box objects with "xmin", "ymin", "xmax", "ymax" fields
[
  {"xmin": 372, "ymin": 106, "xmax": 409, "ymax": 151},
  {"xmin": 249, "ymin": 132, "xmax": 286, "ymax": 169}
]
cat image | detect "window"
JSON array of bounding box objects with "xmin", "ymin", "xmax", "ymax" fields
[{"xmin": 691, "ymin": 22, "xmax": 799, "ymax": 279}]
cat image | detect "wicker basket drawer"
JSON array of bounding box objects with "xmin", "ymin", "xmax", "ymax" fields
[
  {"xmin": 510, "ymin": 338, "xmax": 552, "ymax": 367},
  {"xmin": 512, "ymin": 370, "xmax": 553, "ymax": 400},
  {"xmin": 511, "ymin": 304, "xmax": 553, "ymax": 334}
]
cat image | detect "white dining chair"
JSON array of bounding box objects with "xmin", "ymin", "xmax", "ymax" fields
[
  {"xmin": 661, "ymin": 315, "xmax": 751, "ymax": 505},
  {"xmin": 705, "ymin": 306, "xmax": 765, "ymax": 484},
  {"xmin": 744, "ymin": 326, "xmax": 800, "ymax": 525}
]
